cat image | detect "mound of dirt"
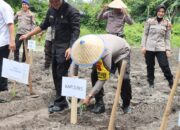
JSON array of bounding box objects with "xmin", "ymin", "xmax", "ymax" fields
[{"xmin": 0, "ymin": 48, "xmax": 179, "ymax": 130}]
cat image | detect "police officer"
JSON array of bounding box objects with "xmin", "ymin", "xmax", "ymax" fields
[
  {"xmin": 97, "ymin": 0, "xmax": 133, "ymax": 38},
  {"xmin": 14, "ymin": 0, "xmax": 35, "ymax": 62},
  {"xmin": 141, "ymin": 5, "xmax": 173, "ymax": 88},
  {"xmin": 70, "ymin": 34, "xmax": 132, "ymax": 114},
  {"xmin": 20, "ymin": 0, "xmax": 80, "ymax": 113}
]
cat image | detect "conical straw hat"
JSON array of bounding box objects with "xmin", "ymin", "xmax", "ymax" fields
[
  {"xmin": 108, "ymin": 0, "xmax": 127, "ymax": 9},
  {"xmin": 71, "ymin": 35, "xmax": 105, "ymax": 66}
]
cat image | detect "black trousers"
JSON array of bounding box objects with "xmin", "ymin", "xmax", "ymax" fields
[
  {"xmin": 91, "ymin": 55, "xmax": 132, "ymax": 107},
  {"xmin": 0, "ymin": 45, "xmax": 10, "ymax": 91},
  {"xmin": 52, "ymin": 46, "xmax": 71, "ymax": 107},
  {"xmin": 14, "ymin": 34, "xmax": 26, "ymax": 62},
  {"xmin": 145, "ymin": 51, "xmax": 173, "ymax": 85},
  {"xmin": 44, "ymin": 40, "xmax": 52, "ymax": 67}
]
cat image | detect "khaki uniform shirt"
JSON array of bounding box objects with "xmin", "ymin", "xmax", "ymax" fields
[
  {"xmin": 14, "ymin": 10, "xmax": 36, "ymax": 34},
  {"xmin": 97, "ymin": 10, "xmax": 133, "ymax": 35},
  {"xmin": 141, "ymin": 17, "xmax": 171, "ymax": 51}
]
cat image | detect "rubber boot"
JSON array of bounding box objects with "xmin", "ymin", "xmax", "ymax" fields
[{"xmin": 90, "ymin": 97, "xmax": 105, "ymax": 114}]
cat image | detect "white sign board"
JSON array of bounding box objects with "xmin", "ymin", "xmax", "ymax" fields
[
  {"xmin": 2, "ymin": 58, "xmax": 30, "ymax": 84},
  {"xmin": 62, "ymin": 77, "xmax": 87, "ymax": 99},
  {"xmin": 28, "ymin": 40, "xmax": 36, "ymax": 50},
  {"xmin": 178, "ymin": 112, "xmax": 180, "ymax": 126}
]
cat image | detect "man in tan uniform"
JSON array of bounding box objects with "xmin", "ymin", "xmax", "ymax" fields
[
  {"xmin": 14, "ymin": 0, "xmax": 35, "ymax": 62},
  {"xmin": 97, "ymin": 0, "xmax": 133, "ymax": 38},
  {"xmin": 70, "ymin": 34, "xmax": 132, "ymax": 113}
]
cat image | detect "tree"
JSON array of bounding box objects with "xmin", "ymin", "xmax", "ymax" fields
[{"xmin": 161, "ymin": 0, "xmax": 180, "ymax": 23}]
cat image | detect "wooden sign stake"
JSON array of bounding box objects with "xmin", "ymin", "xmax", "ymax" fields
[
  {"xmin": 71, "ymin": 97, "xmax": 78, "ymax": 124},
  {"xmin": 24, "ymin": 40, "xmax": 33, "ymax": 95}
]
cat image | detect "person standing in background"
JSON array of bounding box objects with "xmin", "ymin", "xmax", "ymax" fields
[
  {"xmin": 14, "ymin": 0, "xmax": 36, "ymax": 62},
  {"xmin": 97, "ymin": 0, "xmax": 133, "ymax": 38},
  {"xmin": 141, "ymin": 5, "xmax": 173, "ymax": 88}
]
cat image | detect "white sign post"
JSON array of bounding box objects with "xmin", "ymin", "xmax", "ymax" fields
[
  {"xmin": 62, "ymin": 77, "xmax": 87, "ymax": 124},
  {"xmin": 62, "ymin": 77, "xmax": 87, "ymax": 99},
  {"xmin": 28, "ymin": 40, "xmax": 36, "ymax": 50},
  {"xmin": 27, "ymin": 40, "xmax": 36, "ymax": 95},
  {"xmin": 2, "ymin": 58, "xmax": 30, "ymax": 84}
]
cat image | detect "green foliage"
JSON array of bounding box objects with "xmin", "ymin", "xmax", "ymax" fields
[
  {"xmin": 6, "ymin": 0, "xmax": 179, "ymax": 48},
  {"xmin": 171, "ymin": 24, "xmax": 180, "ymax": 47},
  {"xmin": 80, "ymin": 23, "xmax": 180, "ymax": 48},
  {"xmin": 80, "ymin": 2, "xmax": 106, "ymax": 32},
  {"xmin": 124, "ymin": 23, "xmax": 144, "ymax": 47}
]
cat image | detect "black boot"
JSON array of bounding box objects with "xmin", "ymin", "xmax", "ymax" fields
[
  {"xmin": 168, "ymin": 79, "xmax": 173, "ymax": 89},
  {"xmin": 149, "ymin": 83, "xmax": 154, "ymax": 88},
  {"xmin": 122, "ymin": 100, "xmax": 131, "ymax": 113},
  {"xmin": 148, "ymin": 80, "xmax": 154, "ymax": 88},
  {"xmin": 90, "ymin": 98, "xmax": 105, "ymax": 114}
]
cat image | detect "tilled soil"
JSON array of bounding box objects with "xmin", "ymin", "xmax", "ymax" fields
[{"xmin": 0, "ymin": 48, "xmax": 179, "ymax": 130}]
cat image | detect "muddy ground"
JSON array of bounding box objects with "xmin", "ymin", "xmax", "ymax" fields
[{"xmin": 0, "ymin": 48, "xmax": 179, "ymax": 130}]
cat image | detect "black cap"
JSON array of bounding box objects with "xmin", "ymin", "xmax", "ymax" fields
[{"xmin": 156, "ymin": 4, "xmax": 166, "ymax": 12}]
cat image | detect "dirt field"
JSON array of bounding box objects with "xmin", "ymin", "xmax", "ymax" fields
[{"xmin": 0, "ymin": 48, "xmax": 179, "ymax": 130}]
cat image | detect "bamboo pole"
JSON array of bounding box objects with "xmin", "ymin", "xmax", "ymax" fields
[
  {"xmin": 159, "ymin": 61, "xmax": 180, "ymax": 130},
  {"xmin": 24, "ymin": 40, "xmax": 33, "ymax": 95},
  {"xmin": 108, "ymin": 60, "xmax": 127, "ymax": 130},
  {"xmin": 71, "ymin": 97, "xmax": 78, "ymax": 124}
]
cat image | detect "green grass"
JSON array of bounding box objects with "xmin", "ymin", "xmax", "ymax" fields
[
  {"xmin": 27, "ymin": 23, "xmax": 179, "ymax": 47},
  {"xmin": 80, "ymin": 23, "xmax": 180, "ymax": 48}
]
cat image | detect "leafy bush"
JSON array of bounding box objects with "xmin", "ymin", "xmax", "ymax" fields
[{"xmin": 80, "ymin": 23, "xmax": 180, "ymax": 48}]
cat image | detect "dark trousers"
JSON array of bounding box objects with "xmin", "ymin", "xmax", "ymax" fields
[
  {"xmin": 44, "ymin": 40, "xmax": 52, "ymax": 67},
  {"xmin": 91, "ymin": 55, "xmax": 132, "ymax": 107},
  {"xmin": 0, "ymin": 45, "xmax": 10, "ymax": 91},
  {"xmin": 52, "ymin": 48, "xmax": 71, "ymax": 107},
  {"xmin": 14, "ymin": 34, "xmax": 26, "ymax": 62},
  {"xmin": 145, "ymin": 51, "xmax": 173, "ymax": 85}
]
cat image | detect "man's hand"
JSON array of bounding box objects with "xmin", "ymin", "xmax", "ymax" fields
[
  {"xmin": 65, "ymin": 48, "xmax": 71, "ymax": 61},
  {"xmin": 82, "ymin": 96, "xmax": 91, "ymax": 106},
  {"xmin": 141, "ymin": 47, "xmax": 146, "ymax": 55},
  {"xmin": 19, "ymin": 34, "xmax": 28, "ymax": 41},
  {"xmin": 166, "ymin": 50, "xmax": 172, "ymax": 58},
  {"xmin": 9, "ymin": 40, "xmax": 16, "ymax": 51}
]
